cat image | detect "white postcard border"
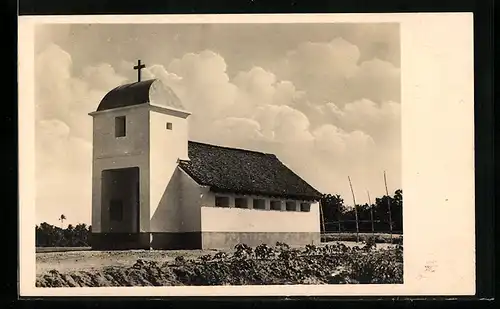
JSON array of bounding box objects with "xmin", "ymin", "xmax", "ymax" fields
[{"xmin": 18, "ymin": 13, "xmax": 475, "ymax": 296}]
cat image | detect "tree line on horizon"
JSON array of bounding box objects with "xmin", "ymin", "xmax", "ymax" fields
[
  {"xmin": 320, "ymin": 189, "xmax": 403, "ymax": 234},
  {"xmin": 35, "ymin": 222, "xmax": 91, "ymax": 247}
]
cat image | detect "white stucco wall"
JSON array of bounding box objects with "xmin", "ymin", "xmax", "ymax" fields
[
  {"xmin": 92, "ymin": 105, "xmax": 149, "ymax": 159},
  {"xmin": 90, "ymin": 106, "xmax": 150, "ymax": 233},
  {"xmin": 178, "ymin": 168, "xmax": 208, "ymax": 232},
  {"xmin": 200, "ymin": 192, "xmax": 320, "ymax": 233},
  {"xmin": 91, "ymin": 102, "xmax": 191, "ymax": 234},
  {"xmin": 149, "ymin": 108, "xmax": 190, "ymax": 232}
]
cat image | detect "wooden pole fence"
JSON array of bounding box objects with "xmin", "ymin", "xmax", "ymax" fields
[
  {"xmin": 384, "ymin": 171, "xmax": 394, "ymax": 243},
  {"xmin": 367, "ymin": 190, "xmax": 375, "ymax": 237},
  {"xmin": 347, "ymin": 176, "xmax": 360, "ymax": 243}
]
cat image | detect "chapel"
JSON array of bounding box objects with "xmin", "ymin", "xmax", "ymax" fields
[{"xmin": 89, "ymin": 61, "xmax": 322, "ymax": 250}]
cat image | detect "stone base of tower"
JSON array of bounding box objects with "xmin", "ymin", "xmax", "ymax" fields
[
  {"xmin": 90, "ymin": 232, "xmax": 202, "ymax": 250},
  {"xmin": 90, "ymin": 233, "xmax": 151, "ymax": 250}
]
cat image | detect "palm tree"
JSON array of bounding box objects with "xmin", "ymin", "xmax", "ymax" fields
[{"xmin": 59, "ymin": 214, "xmax": 66, "ymax": 228}]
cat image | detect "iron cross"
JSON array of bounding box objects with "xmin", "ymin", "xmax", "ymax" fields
[{"xmin": 133, "ymin": 59, "xmax": 146, "ymax": 82}]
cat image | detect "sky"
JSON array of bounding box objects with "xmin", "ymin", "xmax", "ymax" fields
[{"xmin": 35, "ymin": 23, "xmax": 401, "ymax": 226}]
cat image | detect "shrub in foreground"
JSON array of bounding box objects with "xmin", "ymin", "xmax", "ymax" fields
[{"xmin": 37, "ymin": 241, "xmax": 403, "ymax": 287}]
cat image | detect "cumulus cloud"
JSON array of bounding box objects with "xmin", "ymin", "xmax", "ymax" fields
[
  {"xmin": 252, "ymin": 105, "xmax": 314, "ymax": 143},
  {"xmin": 210, "ymin": 117, "xmax": 265, "ymax": 147},
  {"xmin": 233, "ymin": 67, "xmax": 277, "ymax": 103},
  {"xmin": 140, "ymin": 50, "xmax": 397, "ymax": 201},
  {"xmin": 167, "ymin": 51, "xmax": 238, "ymax": 124},
  {"xmin": 36, "ymin": 119, "xmax": 92, "ymax": 226},
  {"xmin": 81, "ymin": 63, "xmax": 128, "ymax": 91},
  {"xmin": 35, "ymin": 44, "xmax": 125, "ymax": 225},
  {"xmin": 275, "ymin": 37, "xmax": 400, "ymax": 105},
  {"xmin": 35, "ymin": 24, "xmax": 71, "ymax": 54},
  {"xmin": 35, "ymin": 44, "xmax": 124, "ymax": 140},
  {"xmin": 34, "ymin": 32, "xmax": 401, "ymax": 225},
  {"xmin": 312, "ymin": 125, "xmax": 376, "ymax": 157},
  {"xmin": 347, "ymin": 58, "xmax": 401, "ymax": 103},
  {"xmin": 276, "ymin": 37, "xmax": 359, "ymax": 104}
]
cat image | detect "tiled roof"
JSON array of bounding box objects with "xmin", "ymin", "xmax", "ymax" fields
[{"xmin": 178, "ymin": 141, "xmax": 322, "ymax": 201}]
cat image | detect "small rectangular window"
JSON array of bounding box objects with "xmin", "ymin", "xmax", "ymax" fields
[
  {"xmin": 110, "ymin": 199, "xmax": 123, "ymax": 222},
  {"xmin": 215, "ymin": 196, "xmax": 230, "ymax": 207},
  {"xmin": 270, "ymin": 200, "xmax": 282, "ymax": 211},
  {"xmin": 166, "ymin": 122, "xmax": 173, "ymax": 130},
  {"xmin": 235, "ymin": 197, "xmax": 248, "ymax": 208},
  {"xmin": 253, "ymin": 199, "xmax": 266, "ymax": 210},
  {"xmin": 286, "ymin": 201, "xmax": 297, "ymax": 211},
  {"xmin": 115, "ymin": 116, "xmax": 126, "ymax": 137},
  {"xmin": 300, "ymin": 202, "xmax": 311, "ymax": 212}
]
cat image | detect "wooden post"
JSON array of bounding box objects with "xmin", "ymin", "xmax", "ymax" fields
[
  {"xmin": 348, "ymin": 176, "xmax": 360, "ymax": 243},
  {"xmin": 338, "ymin": 198, "xmax": 342, "ymax": 233},
  {"xmin": 319, "ymin": 199, "xmax": 326, "ymax": 234},
  {"xmin": 367, "ymin": 190, "xmax": 375, "ymax": 236},
  {"xmin": 384, "ymin": 171, "xmax": 394, "ymax": 243}
]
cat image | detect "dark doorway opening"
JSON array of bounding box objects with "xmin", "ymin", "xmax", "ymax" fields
[{"xmin": 101, "ymin": 167, "xmax": 140, "ymax": 233}]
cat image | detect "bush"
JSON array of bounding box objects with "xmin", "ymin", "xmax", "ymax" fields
[{"xmin": 36, "ymin": 222, "xmax": 91, "ymax": 247}]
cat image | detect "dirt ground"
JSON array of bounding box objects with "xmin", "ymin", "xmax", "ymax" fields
[
  {"xmin": 36, "ymin": 241, "xmax": 396, "ymax": 275},
  {"xmin": 36, "ymin": 248, "xmax": 215, "ymax": 274}
]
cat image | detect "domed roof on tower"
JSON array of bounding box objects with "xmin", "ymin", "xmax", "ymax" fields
[
  {"xmin": 93, "ymin": 59, "xmax": 188, "ymax": 114},
  {"xmin": 96, "ymin": 78, "xmax": 186, "ymax": 112}
]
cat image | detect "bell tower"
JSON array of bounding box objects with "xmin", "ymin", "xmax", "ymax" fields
[{"xmin": 88, "ymin": 60, "xmax": 191, "ymax": 250}]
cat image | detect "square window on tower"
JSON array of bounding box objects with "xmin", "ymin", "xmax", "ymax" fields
[
  {"xmin": 166, "ymin": 122, "xmax": 173, "ymax": 130},
  {"xmin": 115, "ymin": 116, "xmax": 126, "ymax": 137}
]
